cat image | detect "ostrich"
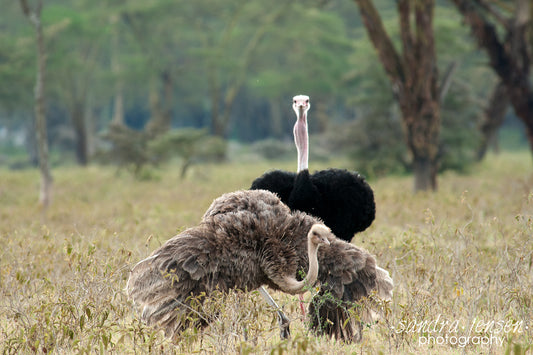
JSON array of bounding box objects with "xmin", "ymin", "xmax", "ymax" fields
[
  {"xmin": 251, "ymin": 94, "xmax": 375, "ymax": 241},
  {"xmin": 127, "ymin": 190, "xmax": 393, "ymax": 341},
  {"xmin": 250, "ymin": 95, "xmax": 380, "ymax": 341}
]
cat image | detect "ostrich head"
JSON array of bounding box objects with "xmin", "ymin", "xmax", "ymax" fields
[
  {"xmin": 292, "ymin": 95, "xmax": 310, "ymax": 172},
  {"xmin": 292, "ymin": 95, "xmax": 310, "ymax": 118},
  {"xmin": 308, "ymin": 224, "xmax": 331, "ymax": 249}
]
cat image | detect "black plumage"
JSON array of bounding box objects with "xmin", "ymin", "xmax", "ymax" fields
[{"xmin": 251, "ymin": 168, "xmax": 375, "ymax": 242}]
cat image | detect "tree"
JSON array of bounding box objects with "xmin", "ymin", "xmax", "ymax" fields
[
  {"xmin": 451, "ymin": 0, "xmax": 533, "ymax": 156},
  {"xmin": 45, "ymin": 4, "xmax": 109, "ymax": 165},
  {"xmin": 19, "ymin": 0, "xmax": 52, "ymax": 207},
  {"xmin": 109, "ymin": 14, "xmax": 125, "ymax": 127},
  {"xmin": 203, "ymin": 3, "xmax": 286, "ymax": 137},
  {"xmin": 353, "ymin": 0, "xmax": 441, "ymax": 191},
  {"xmin": 250, "ymin": 1, "xmax": 356, "ymax": 136},
  {"xmin": 476, "ymin": 80, "xmax": 509, "ymax": 160},
  {"xmin": 121, "ymin": 0, "xmax": 190, "ymax": 137}
]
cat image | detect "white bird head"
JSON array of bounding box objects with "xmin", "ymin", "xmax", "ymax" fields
[
  {"xmin": 308, "ymin": 224, "xmax": 332, "ymax": 248},
  {"xmin": 292, "ymin": 95, "xmax": 310, "ymax": 119}
]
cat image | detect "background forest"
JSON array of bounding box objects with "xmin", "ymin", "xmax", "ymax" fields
[{"xmin": 0, "ymin": 0, "xmax": 529, "ymax": 183}]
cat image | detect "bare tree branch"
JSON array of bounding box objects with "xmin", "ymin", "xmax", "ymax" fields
[
  {"xmin": 439, "ymin": 61, "xmax": 458, "ymax": 103},
  {"xmin": 477, "ymin": 0, "xmax": 510, "ymax": 29},
  {"xmin": 452, "ymin": 0, "xmax": 533, "ymax": 153},
  {"xmin": 19, "ymin": 0, "xmax": 31, "ymax": 17},
  {"xmin": 354, "ymin": 0, "xmax": 404, "ymax": 84}
]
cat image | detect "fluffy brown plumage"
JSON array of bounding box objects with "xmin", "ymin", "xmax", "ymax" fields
[{"xmin": 126, "ymin": 190, "xmax": 392, "ymax": 341}]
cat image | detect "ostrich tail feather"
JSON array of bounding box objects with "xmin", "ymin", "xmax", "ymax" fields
[
  {"xmin": 307, "ymin": 262, "xmax": 394, "ymax": 343},
  {"xmin": 307, "ymin": 291, "xmax": 365, "ymax": 342},
  {"xmin": 376, "ymin": 266, "xmax": 394, "ymax": 300}
]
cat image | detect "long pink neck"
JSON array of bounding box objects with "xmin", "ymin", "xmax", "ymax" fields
[{"xmin": 294, "ymin": 112, "xmax": 308, "ymax": 172}]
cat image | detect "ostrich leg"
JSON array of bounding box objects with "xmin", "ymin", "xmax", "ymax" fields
[{"xmin": 258, "ymin": 286, "xmax": 291, "ymax": 339}]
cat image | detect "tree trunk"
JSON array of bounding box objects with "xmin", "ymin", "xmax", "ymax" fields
[
  {"xmin": 413, "ymin": 155, "xmax": 436, "ymax": 191},
  {"xmin": 507, "ymin": 81, "xmax": 533, "ymax": 154},
  {"xmin": 36, "ymin": 34, "xmax": 52, "ymax": 206},
  {"xmin": 110, "ymin": 14, "xmax": 124, "ymax": 127},
  {"xmin": 85, "ymin": 103, "xmax": 96, "ymax": 157},
  {"xmin": 403, "ymin": 107, "xmax": 440, "ymax": 192},
  {"xmin": 112, "ymin": 87, "xmax": 124, "ymax": 126},
  {"xmin": 20, "ymin": 0, "xmax": 52, "ymax": 207},
  {"xmin": 71, "ymin": 101, "xmax": 88, "ymax": 165},
  {"xmin": 146, "ymin": 71, "xmax": 173, "ymax": 137},
  {"xmin": 207, "ymin": 61, "xmax": 224, "ymax": 137},
  {"xmin": 315, "ymin": 100, "xmax": 328, "ymax": 133},
  {"xmin": 477, "ymin": 81, "xmax": 508, "ymax": 161},
  {"xmin": 269, "ymin": 98, "xmax": 283, "ymax": 138},
  {"xmin": 355, "ymin": 0, "xmax": 440, "ymax": 192},
  {"xmin": 25, "ymin": 120, "xmax": 38, "ymax": 166}
]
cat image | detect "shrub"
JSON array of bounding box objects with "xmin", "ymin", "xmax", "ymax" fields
[{"xmin": 99, "ymin": 125, "xmax": 227, "ymax": 179}]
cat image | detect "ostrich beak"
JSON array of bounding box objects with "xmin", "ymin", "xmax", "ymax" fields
[
  {"xmin": 298, "ymin": 105, "xmax": 305, "ymax": 119},
  {"xmin": 319, "ymin": 234, "xmax": 331, "ymax": 246}
]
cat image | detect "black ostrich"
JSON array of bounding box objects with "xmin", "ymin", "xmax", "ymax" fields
[
  {"xmin": 250, "ymin": 95, "xmax": 379, "ymax": 341},
  {"xmin": 250, "ymin": 95, "xmax": 375, "ymax": 242},
  {"xmin": 127, "ymin": 190, "xmax": 393, "ymax": 341}
]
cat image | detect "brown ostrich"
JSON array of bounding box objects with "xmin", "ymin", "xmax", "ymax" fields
[{"xmin": 126, "ymin": 190, "xmax": 393, "ymax": 341}]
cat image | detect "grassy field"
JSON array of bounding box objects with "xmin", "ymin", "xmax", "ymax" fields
[{"xmin": 0, "ymin": 152, "xmax": 532, "ymax": 354}]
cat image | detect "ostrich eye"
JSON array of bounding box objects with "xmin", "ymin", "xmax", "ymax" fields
[
  {"xmin": 305, "ymin": 99, "xmax": 309, "ymax": 103},
  {"xmin": 293, "ymin": 100, "xmax": 296, "ymax": 104}
]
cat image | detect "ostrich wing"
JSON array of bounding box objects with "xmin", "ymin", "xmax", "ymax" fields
[
  {"xmin": 316, "ymin": 239, "xmax": 379, "ymax": 299},
  {"xmin": 309, "ymin": 238, "xmax": 393, "ymax": 341},
  {"xmin": 127, "ymin": 225, "xmax": 238, "ymax": 338},
  {"xmin": 127, "ymin": 231, "xmax": 211, "ymax": 311}
]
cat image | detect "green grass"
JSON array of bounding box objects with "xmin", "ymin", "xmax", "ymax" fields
[{"xmin": 0, "ymin": 152, "xmax": 532, "ymax": 354}]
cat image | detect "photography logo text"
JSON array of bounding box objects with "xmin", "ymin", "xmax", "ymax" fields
[{"xmin": 393, "ymin": 314, "xmax": 526, "ymax": 348}]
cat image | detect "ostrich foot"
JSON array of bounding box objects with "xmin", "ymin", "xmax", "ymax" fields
[
  {"xmin": 258, "ymin": 286, "xmax": 291, "ymax": 339},
  {"xmin": 298, "ymin": 293, "xmax": 306, "ymax": 317},
  {"xmin": 277, "ymin": 310, "xmax": 291, "ymax": 339}
]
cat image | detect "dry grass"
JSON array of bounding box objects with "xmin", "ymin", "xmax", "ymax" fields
[{"xmin": 0, "ymin": 152, "xmax": 532, "ymax": 354}]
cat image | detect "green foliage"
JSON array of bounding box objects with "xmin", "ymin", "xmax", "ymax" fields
[
  {"xmin": 149, "ymin": 128, "xmax": 209, "ymax": 163},
  {"xmin": 499, "ymin": 124, "xmax": 529, "ymax": 151},
  {"xmin": 347, "ymin": 113, "xmax": 409, "ymax": 179},
  {"xmin": 99, "ymin": 125, "xmax": 227, "ymax": 179},
  {"xmin": 251, "ymin": 2, "xmax": 354, "ymax": 99},
  {"xmin": 250, "ymin": 139, "xmax": 294, "ymax": 161},
  {"xmin": 98, "ymin": 123, "xmax": 151, "ymax": 175},
  {"xmin": 439, "ymin": 83, "xmax": 481, "ymax": 173},
  {"xmin": 0, "ymin": 33, "xmax": 33, "ymax": 110},
  {"xmin": 149, "ymin": 128, "xmax": 227, "ymax": 178}
]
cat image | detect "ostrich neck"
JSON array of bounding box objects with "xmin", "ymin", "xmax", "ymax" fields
[
  {"xmin": 280, "ymin": 236, "xmax": 320, "ymax": 294},
  {"xmin": 294, "ymin": 112, "xmax": 308, "ymax": 172}
]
